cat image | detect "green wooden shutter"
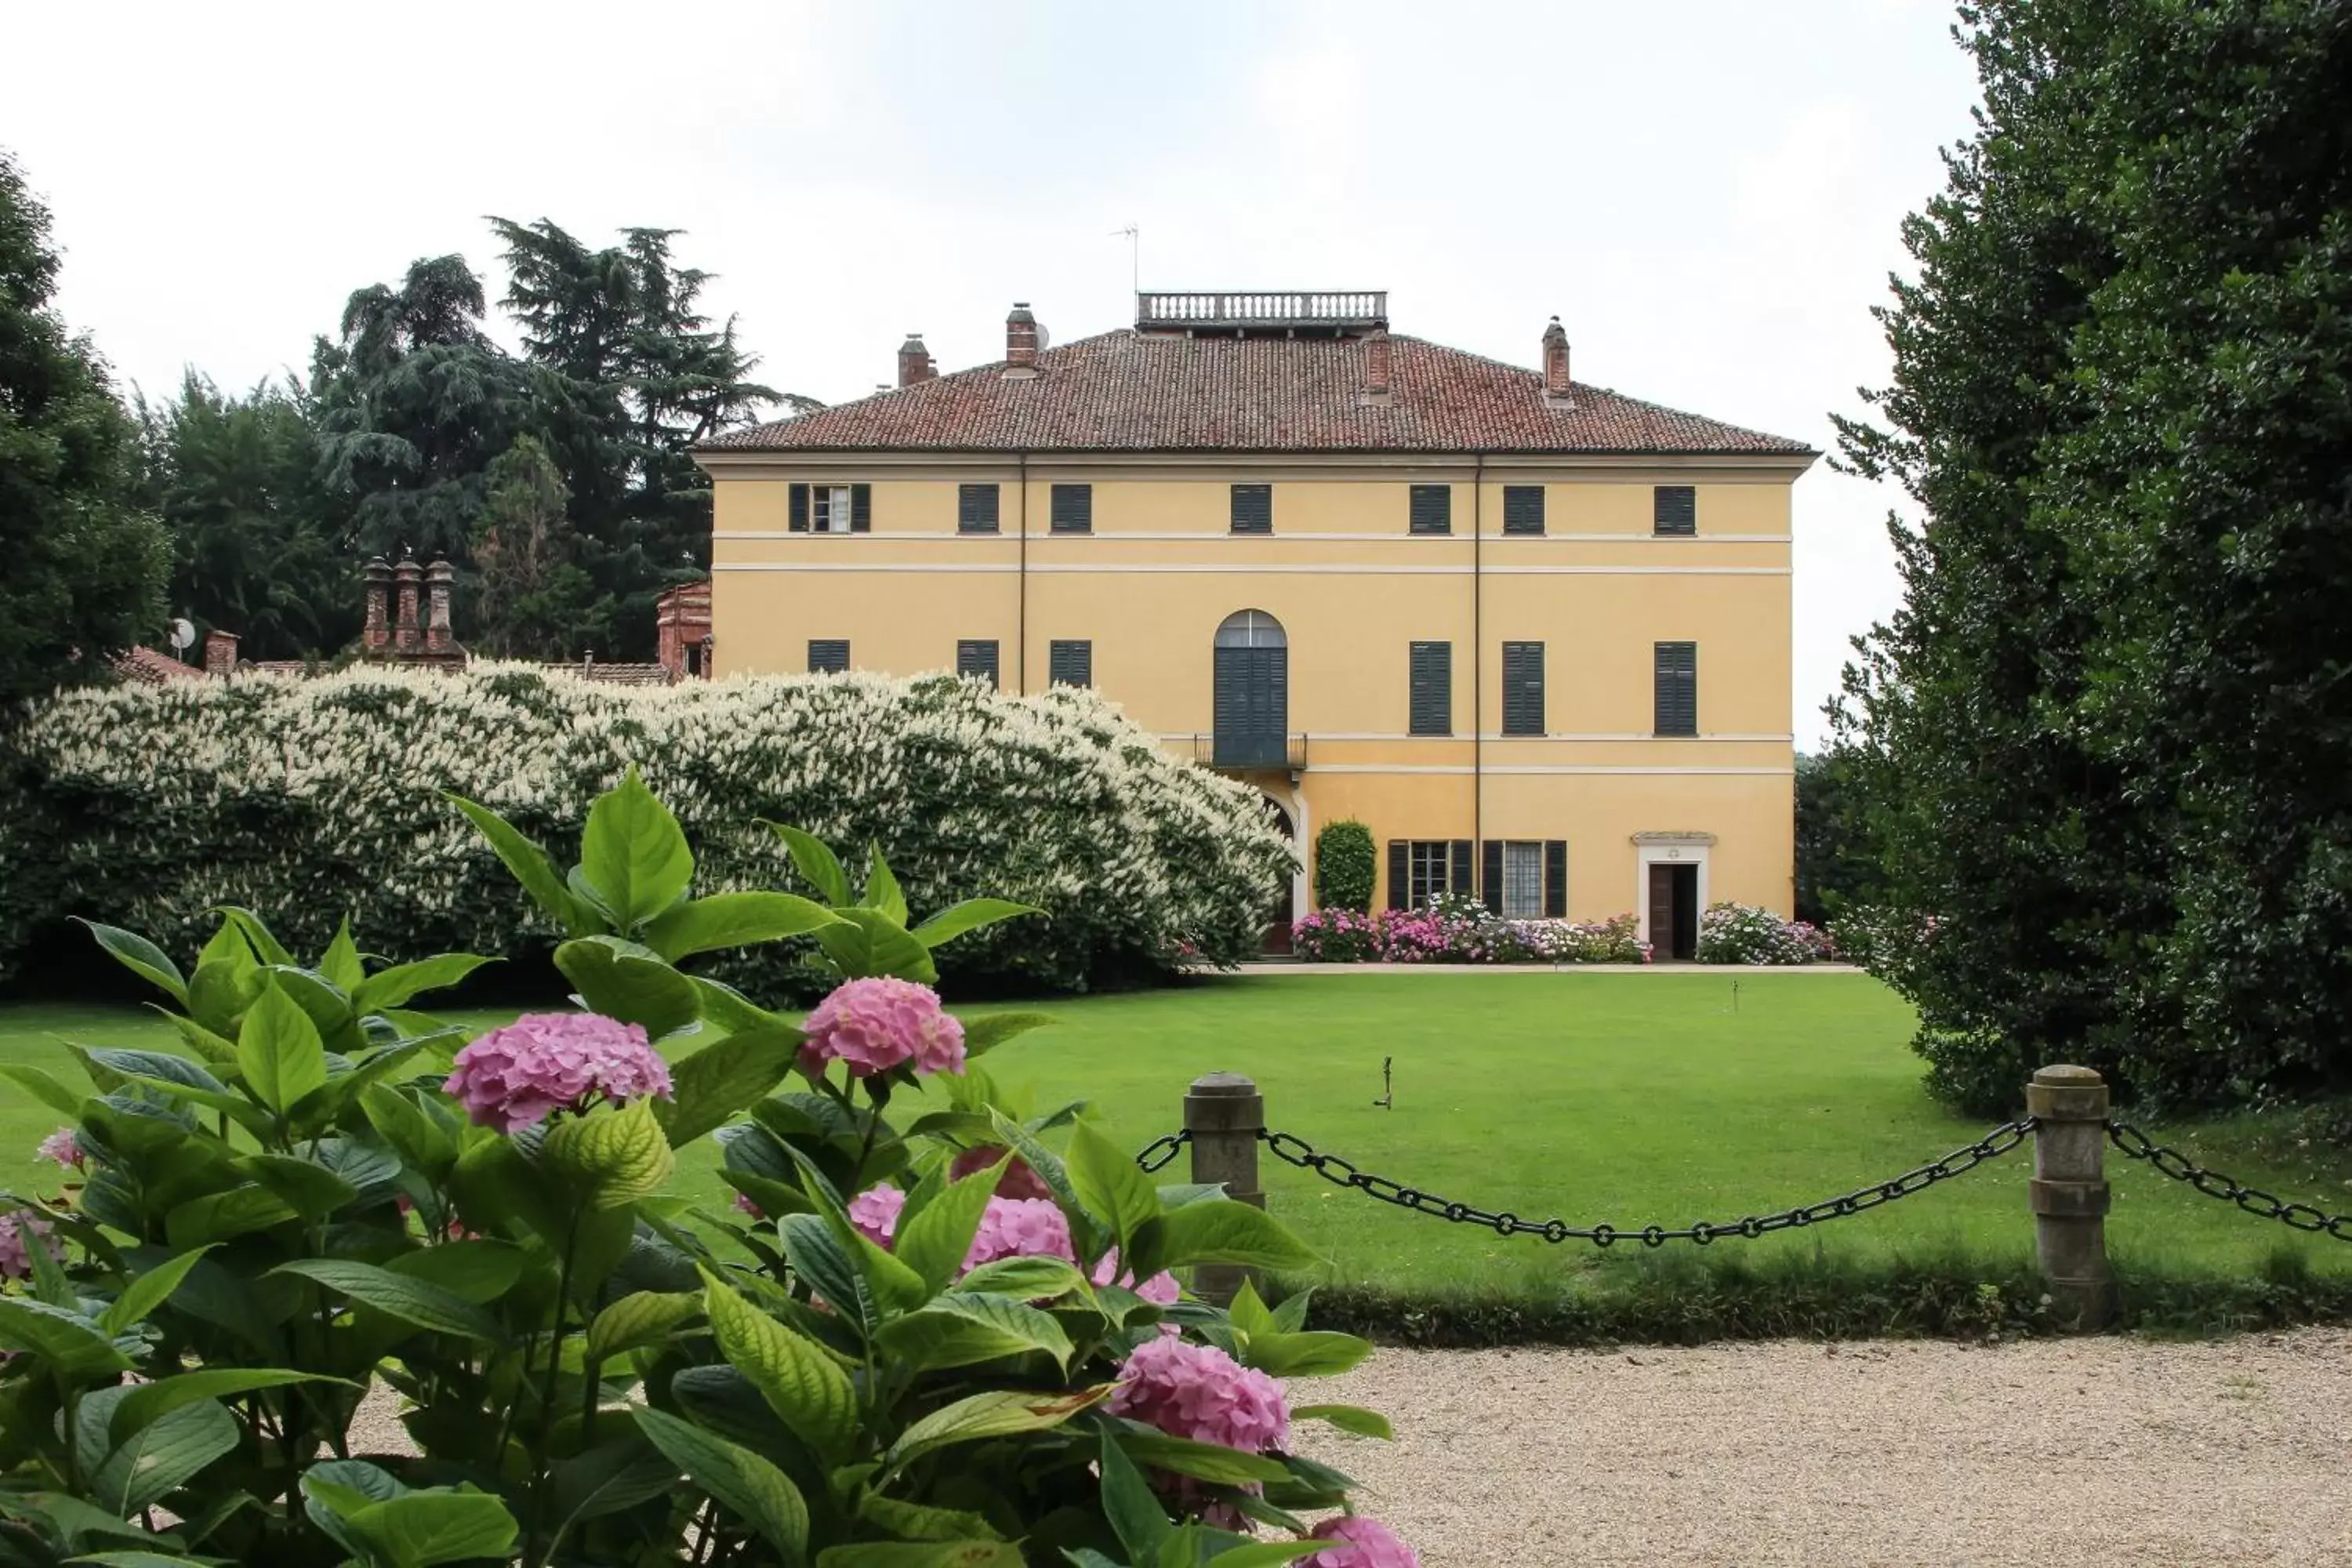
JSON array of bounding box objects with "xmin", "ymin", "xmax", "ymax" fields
[
  {"xmin": 850, "ymin": 483, "xmax": 873, "ymax": 532},
  {"xmin": 788, "ymin": 483, "xmax": 810, "ymax": 532},
  {"xmin": 1544, "ymin": 840, "xmax": 1567, "ymax": 916},
  {"xmin": 1482, "ymin": 840, "xmax": 1504, "ymax": 914},
  {"xmin": 808, "ymin": 638, "xmax": 848, "ymax": 673},
  {"xmin": 1449, "ymin": 840, "xmax": 1473, "ymax": 895},
  {"xmin": 1502, "ymin": 485, "xmax": 1545, "ymax": 535},
  {"xmin": 1408, "ymin": 485, "xmax": 1451, "ymax": 535},
  {"xmin": 1409, "ymin": 641, "xmax": 1451, "ymax": 735},
  {"xmin": 956, "ymin": 639, "xmax": 999, "ymax": 688},
  {"xmin": 1653, "ymin": 486, "xmax": 1697, "ymax": 536},
  {"xmin": 1387, "ymin": 840, "xmax": 1409, "ymax": 910},
  {"xmin": 1654, "ymin": 641, "xmax": 1697, "ymax": 735},
  {"xmin": 1230, "ymin": 484, "xmax": 1272, "ymax": 535},
  {"xmin": 958, "ymin": 484, "xmax": 999, "ymax": 533},
  {"xmin": 1502, "ymin": 642, "xmax": 1544, "ymax": 735},
  {"xmin": 1049, "ymin": 640, "xmax": 1091, "ymax": 687},
  {"xmin": 1051, "ymin": 484, "xmax": 1092, "ymax": 533}
]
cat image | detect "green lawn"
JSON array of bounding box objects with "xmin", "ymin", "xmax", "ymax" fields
[{"xmin": 7, "ymin": 975, "xmax": 2349, "ymax": 1297}]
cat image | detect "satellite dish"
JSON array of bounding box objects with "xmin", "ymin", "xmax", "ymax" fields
[
  {"xmin": 168, "ymin": 619, "xmax": 195, "ymax": 655},
  {"xmin": 1034, "ymin": 324, "xmax": 1051, "ymax": 351}
]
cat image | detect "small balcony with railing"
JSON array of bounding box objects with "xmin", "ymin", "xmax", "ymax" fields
[
  {"xmin": 1188, "ymin": 732, "xmax": 1309, "ymax": 775},
  {"xmin": 1136, "ymin": 291, "xmax": 1387, "ymax": 339}
]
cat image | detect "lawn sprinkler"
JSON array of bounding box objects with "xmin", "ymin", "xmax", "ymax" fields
[
  {"xmin": 1374, "ymin": 1054, "xmax": 1393, "ymax": 1109},
  {"xmin": 1733, "ymin": 978, "xmax": 1740, "ymax": 1014}
]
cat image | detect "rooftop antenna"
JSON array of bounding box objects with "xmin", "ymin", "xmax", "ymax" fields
[{"xmin": 1111, "ymin": 223, "xmax": 1139, "ymax": 298}]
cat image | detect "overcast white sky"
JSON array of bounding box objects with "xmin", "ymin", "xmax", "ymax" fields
[{"xmin": 11, "ymin": 0, "xmax": 1978, "ymax": 742}]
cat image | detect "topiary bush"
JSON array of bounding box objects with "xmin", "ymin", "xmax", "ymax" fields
[
  {"xmin": 0, "ymin": 664, "xmax": 1293, "ymax": 996},
  {"xmin": 1310, "ymin": 821, "xmax": 1375, "ymax": 914},
  {"xmin": 0, "ymin": 772, "xmax": 1414, "ymax": 1565}
]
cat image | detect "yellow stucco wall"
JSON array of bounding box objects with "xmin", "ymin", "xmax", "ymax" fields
[{"xmin": 702, "ymin": 456, "xmax": 1806, "ymax": 937}]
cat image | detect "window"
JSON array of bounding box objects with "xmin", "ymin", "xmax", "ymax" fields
[
  {"xmin": 808, "ymin": 639, "xmax": 849, "ymax": 673},
  {"xmin": 1051, "ymin": 484, "xmax": 1092, "ymax": 534},
  {"xmin": 1502, "ymin": 641, "xmax": 1544, "ymax": 736},
  {"xmin": 956, "ymin": 639, "xmax": 999, "ymax": 688},
  {"xmin": 1653, "ymin": 485, "xmax": 1697, "ymax": 536},
  {"xmin": 1049, "ymin": 639, "xmax": 1092, "ymax": 688},
  {"xmin": 1230, "ymin": 483, "xmax": 1272, "ymax": 535},
  {"xmin": 1409, "ymin": 641, "xmax": 1451, "ymax": 735},
  {"xmin": 1481, "ymin": 839, "xmax": 1570, "ymax": 917},
  {"xmin": 788, "ymin": 482, "xmax": 871, "ymax": 534},
  {"xmin": 1408, "ymin": 485, "xmax": 1451, "ymax": 535},
  {"xmin": 958, "ymin": 483, "xmax": 1000, "ymax": 534},
  {"xmin": 1502, "ymin": 485, "xmax": 1545, "ymax": 535},
  {"xmin": 1388, "ymin": 838, "xmax": 1472, "ymax": 909},
  {"xmin": 1654, "ymin": 641, "xmax": 1698, "ymax": 735}
]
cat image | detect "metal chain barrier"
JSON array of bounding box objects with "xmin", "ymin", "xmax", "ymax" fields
[
  {"xmin": 1160, "ymin": 1120, "xmax": 2037, "ymax": 1247},
  {"xmin": 1134, "ymin": 1131, "xmax": 1191, "ymax": 1174},
  {"xmin": 2107, "ymin": 1121, "xmax": 2352, "ymax": 1241}
]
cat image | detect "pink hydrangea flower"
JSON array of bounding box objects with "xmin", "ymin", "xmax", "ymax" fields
[
  {"xmin": 1092, "ymin": 1248, "xmax": 1181, "ymax": 1306},
  {"xmin": 1304, "ymin": 1516, "xmax": 1419, "ymax": 1568},
  {"xmin": 443, "ymin": 1012, "xmax": 673, "ymax": 1134},
  {"xmin": 848, "ymin": 1184, "xmax": 906, "ymax": 1247},
  {"xmin": 949, "ymin": 1145, "xmax": 1054, "ymax": 1201},
  {"xmin": 36, "ymin": 1128, "xmax": 82, "ymax": 1171},
  {"xmin": 800, "ymin": 978, "xmax": 966, "ymax": 1079},
  {"xmin": 1112, "ymin": 1337, "xmax": 1288, "ymax": 1454},
  {"xmin": 964, "ymin": 1196, "xmax": 1074, "ymax": 1271},
  {"xmin": 0, "ymin": 1212, "xmax": 57, "ymax": 1282}
]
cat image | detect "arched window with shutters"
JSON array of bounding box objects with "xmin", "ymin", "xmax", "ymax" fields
[{"xmin": 1212, "ymin": 610, "xmax": 1288, "ymax": 768}]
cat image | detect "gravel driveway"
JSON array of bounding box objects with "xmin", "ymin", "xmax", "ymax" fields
[{"xmin": 1294, "ymin": 1330, "xmax": 2352, "ymax": 1566}]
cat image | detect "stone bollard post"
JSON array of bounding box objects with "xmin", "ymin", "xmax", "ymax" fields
[
  {"xmin": 2027, "ymin": 1064, "xmax": 2114, "ymax": 1329},
  {"xmin": 1185, "ymin": 1072, "xmax": 1265, "ymax": 1307}
]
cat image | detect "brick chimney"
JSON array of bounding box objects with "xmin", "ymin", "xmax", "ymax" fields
[
  {"xmin": 394, "ymin": 558, "xmax": 422, "ymax": 654},
  {"xmin": 1358, "ymin": 327, "xmax": 1393, "ymax": 407},
  {"xmin": 425, "ymin": 559, "xmax": 456, "ymax": 655},
  {"xmin": 898, "ymin": 332, "xmax": 936, "ymax": 387},
  {"xmin": 1541, "ymin": 316, "xmax": 1573, "ymax": 406},
  {"xmin": 363, "ymin": 557, "xmax": 392, "ymax": 653},
  {"xmin": 203, "ymin": 628, "xmax": 239, "ymax": 679},
  {"xmin": 1003, "ymin": 302, "xmax": 1040, "ymax": 380}
]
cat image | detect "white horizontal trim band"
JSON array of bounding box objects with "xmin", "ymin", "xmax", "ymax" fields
[
  {"xmin": 1305, "ymin": 764, "xmax": 1793, "ymax": 776},
  {"xmin": 1272, "ymin": 731, "xmax": 1793, "ymax": 744},
  {"xmin": 713, "ymin": 531, "xmax": 1792, "ymax": 544},
  {"xmin": 714, "ymin": 562, "xmax": 1790, "ymax": 578}
]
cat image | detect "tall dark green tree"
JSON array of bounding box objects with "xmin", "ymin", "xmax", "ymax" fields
[
  {"xmin": 491, "ymin": 218, "xmax": 802, "ymax": 645},
  {"xmin": 0, "ymin": 149, "xmax": 169, "ymax": 706},
  {"xmin": 1793, "ymin": 749, "xmax": 1887, "ymax": 927},
  {"xmin": 470, "ymin": 434, "xmax": 604, "ymax": 659},
  {"xmin": 310, "ymin": 255, "xmax": 555, "ymax": 565},
  {"xmin": 1835, "ymin": 1, "xmax": 2352, "ymax": 1112},
  {"xmin": 137, "ymin": 373, "xmax": 356, "ymax": 660}
]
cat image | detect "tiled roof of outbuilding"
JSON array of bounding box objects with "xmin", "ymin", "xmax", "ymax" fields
[{"xmin": 702, "ymin": 330, "xmax": 1815, "ymax": 457}]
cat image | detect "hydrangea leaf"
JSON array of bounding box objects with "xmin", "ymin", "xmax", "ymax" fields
[
  {"xmin": 699, "ymin": 1265, "xmax": 858, "ymax": 1460},
  {"xmin": 580, "ymin": 766, "xmax": 695, "ymax": 932},
  {"xmin": 544, "ymin": 1099, "xmax": 676, "ymax": 1210}
]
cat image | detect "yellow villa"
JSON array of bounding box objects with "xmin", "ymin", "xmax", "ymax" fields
[{"xmin": 695, "ymin": 291, "xmax": 1816, "ymax": 957}]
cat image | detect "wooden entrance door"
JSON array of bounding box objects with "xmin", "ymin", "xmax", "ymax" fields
[
  {"xmin": 1647, "ymin": 863, "xmax": 1698, "ymax": 960},
  {"xmin": 1261, "ymin": 802, "xmax": 1296, "ymax": 954}
]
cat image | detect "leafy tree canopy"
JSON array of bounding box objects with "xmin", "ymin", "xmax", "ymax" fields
[
  {"xmin": 0, "ymin": 148, "xmax": 169, "ymax": 705},
  {"xmin": 1833, "ymin": 0, "xmax": 2352, "ymax": 1112}
]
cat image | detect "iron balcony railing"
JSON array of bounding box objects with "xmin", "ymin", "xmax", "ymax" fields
[
  {"xmin": 1189, "ymin": 733, "xmax": 1309, "ymax": 772},
  {"xmin": 1136, "ymin": 291, "xmax": 1387, "ymax": 333}
]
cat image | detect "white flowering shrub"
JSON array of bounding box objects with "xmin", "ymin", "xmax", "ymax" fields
[
  {"xmin": 1693, "ymin": 902, "xmax": 1837, "ymax": 965},
  {"xmin": 0, "ymin": 665, "xmax": 1293, "ymax": 993}
]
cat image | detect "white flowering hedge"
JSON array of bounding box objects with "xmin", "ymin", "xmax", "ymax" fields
[{"xmin": 0, "ymin": 664, "xmax": 1293, "ymax": 993}]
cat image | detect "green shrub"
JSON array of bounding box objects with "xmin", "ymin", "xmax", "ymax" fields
[
  {"xmin": 1312, "ymin": 819, "xmax": 1375, "ymax": 913},
  {"xmin": 0, "ymin": 771, "xmax": 1406, "ymax": 1565},
  {"xmin": 0, "ymin": 664, "xmax": 1293, "ymax": 996}
]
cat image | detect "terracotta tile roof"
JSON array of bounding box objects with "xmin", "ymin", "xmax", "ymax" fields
[
  {"xmin": 702, "ymin": 330, "xmax": 1815, "ymax": 457},
  {"xmin": 112, "ymin": 646, "xmax": 205, "ymax": 684}
]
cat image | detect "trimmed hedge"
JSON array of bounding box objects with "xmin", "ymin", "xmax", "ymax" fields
[
  {"xmin": 1312, "ymin": 818, "xmax": 1376, "ymax": 913},
  {"xmin": 0, "ymin": 663, "xmax": 1293, "ymax": 995}
]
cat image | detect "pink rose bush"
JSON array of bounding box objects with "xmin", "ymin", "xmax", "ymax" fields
[
  {"xmin": 1112, "ymin": 1337, "xmax": 1290, "ymax": 1454},
  {"xmin": 800, "ymin": 978, "xmax": 966, "ymax": 1078},
  {"xmin": 0, "ymin": 1212, "xmax": 56, "ymax": 1282},
  {"xmin": 444, "ymin": 1012, "xmax": 674, "ymax": 1133},
  {"xmin": 1305, "ymin": 1516, "xmax": 1421, "ymax": 1568}
]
